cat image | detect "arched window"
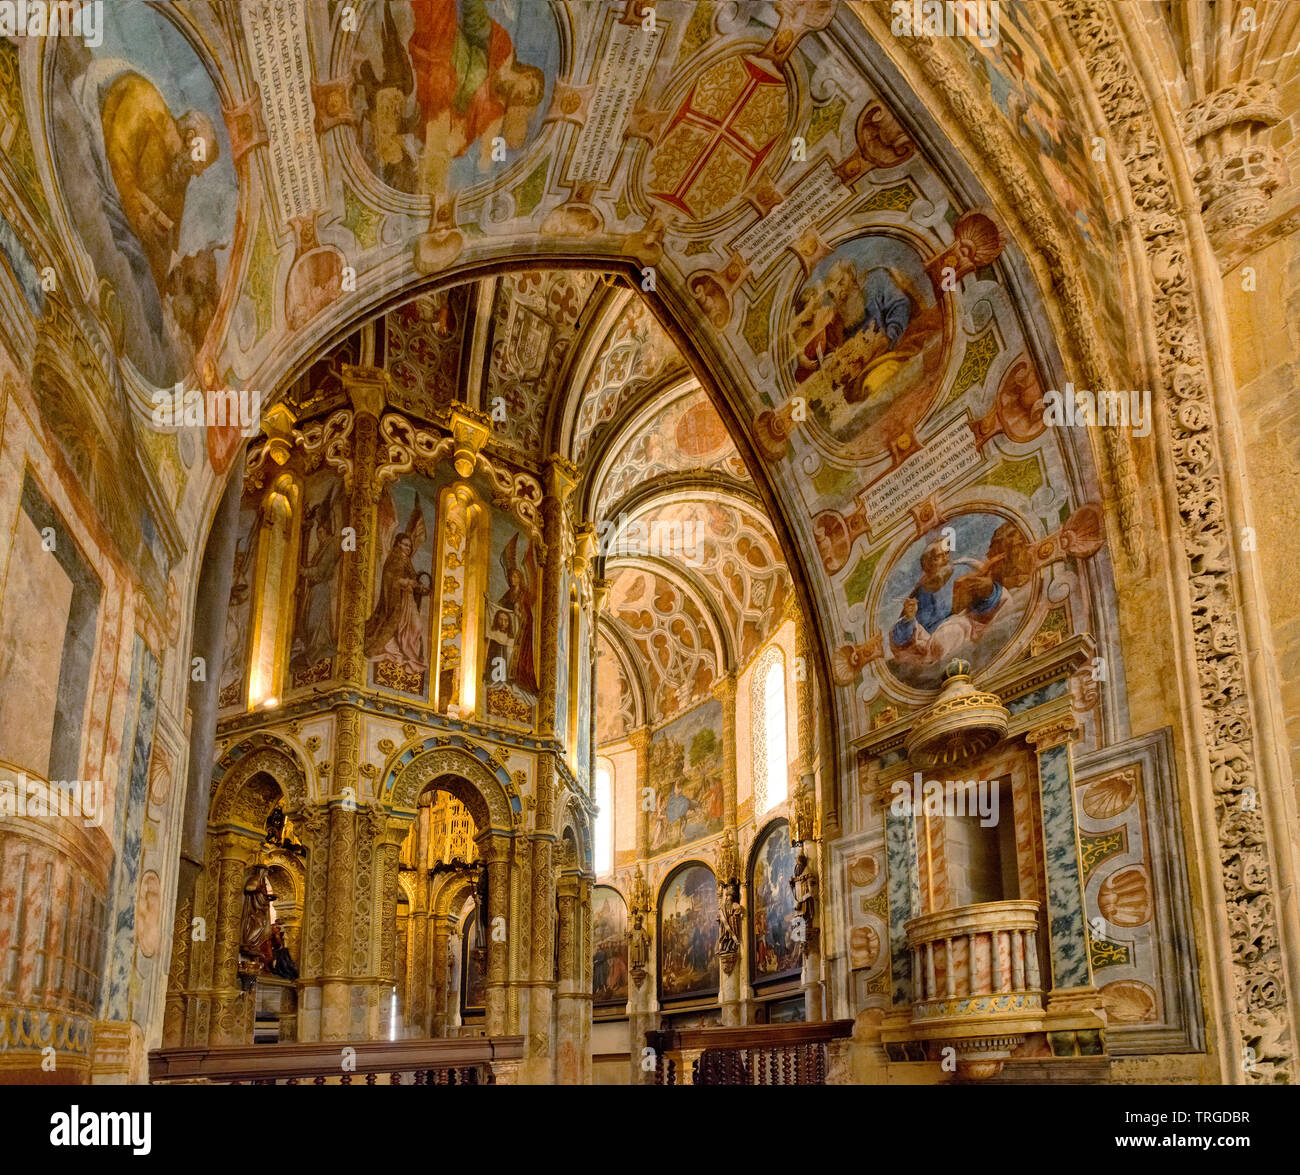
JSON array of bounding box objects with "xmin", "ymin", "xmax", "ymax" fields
[
  {"xmin": 751, "ymin": 646, "xmax": 789, "ymax": 816},
  {"xmin": 594, "ymin": 762, "xmax": 613, "ymax": 875}
]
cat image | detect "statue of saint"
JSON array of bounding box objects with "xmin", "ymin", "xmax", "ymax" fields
[
  {"xmin": 240, "ymin": 864, "xmax": 277, "ymax": 969},
  {"xmin": 269, "ymin": 921, "xmax": 299, "ymax": 980},
  {"xmin": 628, "ymin": 911, "xmax": 651, "ymax": 976},
  {"xmin": 716, "ymin": 880, "xmax": 745, "ymax": 956}
]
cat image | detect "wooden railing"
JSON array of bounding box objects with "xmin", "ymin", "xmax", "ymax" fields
[
  {"xmin": 148, "ymin": 1035, "xmax": 524, "ymax": 1085},
  {"xmin": 646, "ymin": 1021, "xmax": 854, "ymax": 1086}
]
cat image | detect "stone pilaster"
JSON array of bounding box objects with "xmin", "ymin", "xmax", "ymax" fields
[{"xmin": 628, "ymin": 726, "xmax": 651, "ymax": 858}]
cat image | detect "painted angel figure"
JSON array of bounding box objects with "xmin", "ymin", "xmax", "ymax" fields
[
  {"xmin": 365, "ymin": 491, "xmax": 432, "ymax": 673},
  {"xmin": 485, "ymin": 533, "xmax": 538, "ymax": 695}
]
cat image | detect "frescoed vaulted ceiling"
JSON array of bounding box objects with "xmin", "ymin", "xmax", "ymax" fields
[{"xmin": 0, "ymin": 0, "xmax": 1148, "ymax": 758}]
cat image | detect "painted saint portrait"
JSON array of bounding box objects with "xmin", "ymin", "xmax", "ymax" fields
[
  {"xmin": 483, "ymin": 521, "xmax": 539, "ymax": 723},
  {"xmin": 592, "ymin": 886, "xmax": 629, "ymax": 1006},
  {"xmin": 876, "ymin": 513, "xmax": 1036, "ymax": 691},
  {"xmin": 658, "ymin": 864, "xmax": 719, "ymax": 1002},
  {"xmin": 647, "ymin": 700, "xmax": 725, "ymax": 856},
  {"xmin": 289, "ymin": 473, "xmax": 345, "ymax": 684},
  {"xmin": 351, "ymin": 0, "xmax": 560, "ymax": 199},
  {"xmin": 787, "ymin": 233, "xmax": 948, "ymax": 453},
  {"xmin": 49, "ymin": 5, "xmax": 237, "ymax": 388},
  {"xmin": 367, "ymin": 477, "xmax": 436, "ymax": 695},
  {"xmin": 750, "ymin": 820, "xmax": 801, "ymax": 986}
]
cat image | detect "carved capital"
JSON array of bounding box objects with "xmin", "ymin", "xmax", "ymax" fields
[
  {"xmin": 1024, "ymin": 717, "xmax": 1080, "ymax": 753},
  {"xmin": 342, "ymin": 364, "xmax": 389, "ymax": 419}
]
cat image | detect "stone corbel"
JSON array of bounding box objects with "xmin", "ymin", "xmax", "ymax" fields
[{"xmin": 571, "ymin": 523, "xmax": 596, "ymax": 579}]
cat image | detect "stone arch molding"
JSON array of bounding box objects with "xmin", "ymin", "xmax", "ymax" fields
[
  {"xmin": 209, "ymin": 741, "xmax": 310, "ymax": 828},
  {"xmin": 558, "ymin": 797, "xmax": 593, "ymax": 876},
  {"xmin": 386, "ymin": 744, "xmax": 516, "ymax": 835}
]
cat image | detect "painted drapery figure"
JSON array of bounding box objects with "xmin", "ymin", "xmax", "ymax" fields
[
  {"xmin": 407, "ymin": 0, "xmax": 545, "ymax": 195},
  {"xmin": 366, "ymin": 495, "xmax": 432, "ymax": 675},
  {"xmin": 485, "ymin": 532, "xmax": 538, "ymax": 695}
]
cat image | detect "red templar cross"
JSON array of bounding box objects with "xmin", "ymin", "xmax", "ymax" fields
[{"xmin": 648, "ymin": 55, "xmax": 788, "ymax": 220}]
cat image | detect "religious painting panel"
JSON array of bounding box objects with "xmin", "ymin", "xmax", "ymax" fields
[
  {"xmin": 592, "ymin": 885, "xmax": 628, "ymax": 1007},
  {"xmin": 348, "ymin": 0, "xmax": 562, "ymax": 200},
  {"xmin": 368, "ymin": 472, "xmax": 438, "ymax": 698},
  {"xmin": 750, "ymin": 818, "xmax": 801, "ymax": 988},
  {"xmin": 647, "ymin": 698, "xmax": 725, "ymax": 856},
  {"xmin": 48, "ymin": 4, "xmax": 238, "ymax": 388},
  {"xmin": 481, "ymin": 505, "xmax": 540, "ymax": 728},
  {"xmin": 658, "ymin": 862, "xmax": 719, "ymax": 1003},
  {"xmin": 288, "ymin": 470, "xmax": 345, "ymax": 689}
]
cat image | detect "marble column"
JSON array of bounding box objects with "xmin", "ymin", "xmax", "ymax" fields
[{"xmin": 1025, "ymin": 719, "xmax": 1094, "ymax": 993}]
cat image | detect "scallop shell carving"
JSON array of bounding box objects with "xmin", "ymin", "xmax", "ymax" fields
[
  {"xmin": 848, "ymin": 856, "xmax": 879, "ymax": 888},
  {"xmin": 850, "ymin": 924, "xmax": 881, "ymax": 970},
  {"xmin": 1097, "ymin": 865, "xmax": 1152, "ymax": 927},
  {"xmin": 1082, "ymin": 772, "xmax": 1138, "ymax": 820},
  {"xmin": 1102, "ymin": 979, "xmax": 1158, "ymax": 1024}
]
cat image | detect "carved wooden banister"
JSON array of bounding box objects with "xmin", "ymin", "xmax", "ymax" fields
[
  {"xmin": 148, "ymin": 1035, "xmax": 524, "ymax": 1084},
  {"xmin": 646, "ymin": 1020, "xmax": 853, "ymax": 1086}
]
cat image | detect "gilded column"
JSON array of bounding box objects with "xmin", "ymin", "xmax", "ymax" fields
[
  {"xmin": 555, "ymin": 872, "xmax": 583, "ymax": 1084},
  {"xmin": 294, "ymin": 803, "xmax": 330, "ymax": 1041},
  {"xmin": 538, "ymin": 457, "xmax": 577, "ymax": 739},
  {"xmin": 528, "ymin": 832, "xmax": 556, "ymax": 1079},
  {"xmin": 577, "ymin": 874, "xmax": 594, "ymax": 1083},
  {"xmin": 713, "ymin": 675, "xmax": 739, "ymax": 828},
  {"xmin": 482, "ymin": 832, "xmax": 512, "ymax": 1035},
  {"xmin": 429, "ymin": 913, "xmax": 449, "ymax": 1035},
  {"xmin": 210, "ymin": 832, "xmax": 257, "ymax": 1046},
  {"xmin": 509, "ymin": 833, "xmax": 531, "ymax": 1036},
  {"xmin": 319, "ymin": 369, "xmax": 384, "ymax": 1038}
]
